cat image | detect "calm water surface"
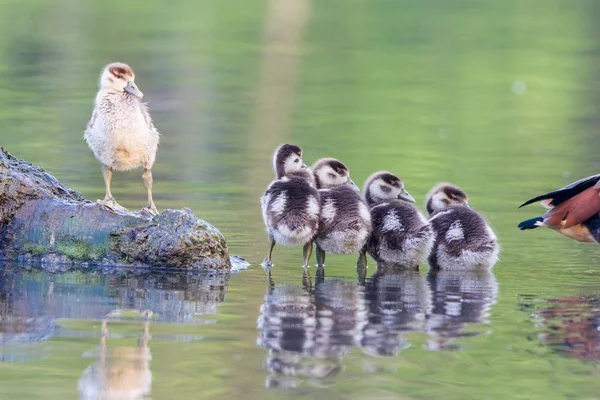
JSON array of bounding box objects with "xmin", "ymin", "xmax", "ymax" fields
[{"xmin": 1, "ymin": 0, "xmax": 600, "ymax": 399}]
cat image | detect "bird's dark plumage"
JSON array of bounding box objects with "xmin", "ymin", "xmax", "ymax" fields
[
  {"xmin": 518, "ymin": 173, "xmax": 600, "ymax": 209},
  {"xmin": 518, "ymin": 217, "xmax": 543, "ymax": 230}
]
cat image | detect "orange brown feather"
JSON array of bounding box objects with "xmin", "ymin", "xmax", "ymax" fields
[{"xmin": 543, "ymin": 187, "xmax": 600, "ymax": 229}]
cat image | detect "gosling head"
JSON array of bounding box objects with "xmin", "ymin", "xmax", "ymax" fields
[
  {"xmin": 363, "ymin": 171, "xmax": 415, "ymax": 206},
  {"xmin": 272, "ymin": 144, "xmax": 307, "ymax": 179},
  {"xmin": 99, "ymin": 62, "xmax": 143, "ymax": 99},
  {"xmin": 425, "ymin": 183, "xmax": 469, "ymax": 215},
  {"xmin": 311, "ymin": 158, "xmax": 356, "ymax": 190}
]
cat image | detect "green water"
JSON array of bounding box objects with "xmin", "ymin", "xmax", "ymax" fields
[{"xmin": 1, "ymin": 0, "xmax": 600, "ymax": 398}]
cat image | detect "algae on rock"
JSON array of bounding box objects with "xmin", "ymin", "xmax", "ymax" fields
[{"xmin": 0, "ymin": 147, "xmax": 230, "ymax": 270}]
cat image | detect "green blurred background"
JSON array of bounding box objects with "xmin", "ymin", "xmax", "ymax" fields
[{"xmin": 1, "ymin": 0, "xmax": 600, "ymax": 399}]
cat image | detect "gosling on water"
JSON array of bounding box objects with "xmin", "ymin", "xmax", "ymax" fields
[
  {"xmin": 84, "ymin": 62, "xmax": 160, "ymax": 215},
  {"xmin": 311, "ymin": 158, "xmax": 372, "ymax": 269},
  {"xmin": 364, "ymin": 171, "xmax": 433, "ymax": 269},
  {"xmin": 260, "ymin": 144, "xmax": 320, "ymax": 269},
  {"xmin": 426, "ymin": 183, "xmax": 499, "ymax": 270}
]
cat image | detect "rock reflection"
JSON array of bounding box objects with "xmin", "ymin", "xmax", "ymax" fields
[
  {"xmin": 106, "ymin": 273, "xmax": 228, "ymax": 324},
  {"xmin": 257, "ymin": 272, "xmax": 367, "ymax": 388},
  {"xmin": 361, "ymin": 269, "xmax": 431, "ymax": 356},
  {"xmin": 78, "ymin": 316, "xmax": 152, "ymax": 400},
  {"xmin": 426, "ymin": 269, "xmax": 498, "ymax": 350},
  {"xmin": 536, "ymin": 294, "xmax": 600, "ymax": 362},
  {"xmin": 0, "ymin": 267, "xmax": 229, "ymax": 362}
]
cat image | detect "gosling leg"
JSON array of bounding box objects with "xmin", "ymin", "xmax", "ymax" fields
[
  {"xmin": 356, "ymin": 249, "xmax": 368, "ymax": 281},
  {"xmin": 262, "ymin": 235, "xmax": 276, "ymax": 269},
  {"xmin": 316, "ymin": 243, "xmax": 326, "ymax": 267},
  {"xmin": 97, "ymin": 165, "xmax": 127, "ymax": 212},
  {"xmin": 302, "ymin": 241, "xmax": 313, "ymax": 268},
  {"xmin": 142, "ymin": 168, "xmax": 158, "ymax": 216}
]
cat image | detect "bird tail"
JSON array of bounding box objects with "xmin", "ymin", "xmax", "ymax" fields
[{"xmin": 518, "ymin": 217, "xmax": 544, "ymax": 230}]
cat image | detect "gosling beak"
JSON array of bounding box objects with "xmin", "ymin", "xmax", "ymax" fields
[
  {"xmin": 398, "ymin": 189, "xmax": 415, "ymax": 203},
  {"xmin": 348, "ymin": 179, "xmax": 360, "ymax": 191},
  {"xmin": 124, "ymin": 81, "xmax": 144, "ymax": 98},
  {"xmin": 301, "ymin": 162, "xmax": 309, "ymax": 169}
]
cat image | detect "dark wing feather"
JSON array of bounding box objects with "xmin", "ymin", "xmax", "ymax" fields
[{"xmin": 518, "ymin": 173, "xmax": 600, "ymax": 208}]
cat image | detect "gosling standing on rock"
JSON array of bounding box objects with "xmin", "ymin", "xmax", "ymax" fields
[
  {"xmin": 364, "ymin": 171, "xmax": 433, "ymax": 269},
  {"xmin": 312, "ymin": 158, "xmax": 372, "ymax": 268},
  {"xmin": 261, "ymin": 144, "xmax": 320, "ymax": 269},
  {"xmin": 426, "ymin": 183, "xmax": 499, "ymax": 269},
  {"xmin": 84, "ymin": 62, "xmax": 160, "ymax": 215}
]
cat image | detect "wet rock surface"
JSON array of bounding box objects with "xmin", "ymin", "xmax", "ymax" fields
[{"xmin": 0, "ymin": 147, "xmax": 230, "ymax": 270}]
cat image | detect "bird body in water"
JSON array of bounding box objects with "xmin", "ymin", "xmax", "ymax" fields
[
  {"xmin": 261, "ymin": 144, "xmax": 320, "ymax": 268},
  {"xmin": 363, "ymin": 171, "xmax": 433, "ymax": 269},
  {"xmin": 84, "ymin": 62, "xmax": 159, "ymax": 215},
  {"xmin": 311, "ymin": 158, "xmax": 372, "ymax": 268},
  {"xmin": 518, "ymin": 173, "xmax": 600, "ymax": 243},
  {"xmin": 426, "ymin": 183, "xmax": 499, "ymax": 270}
]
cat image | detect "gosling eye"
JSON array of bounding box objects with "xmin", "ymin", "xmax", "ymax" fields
[
  {"xmin": 328, "ymin": 173, "xmax": 336, "ymax": 179},
  {"xmin": 294, "ymin": 158, "xmax": 300, "ymax": 163}
]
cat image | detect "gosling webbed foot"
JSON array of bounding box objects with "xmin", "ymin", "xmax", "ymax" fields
[
  {"xmin": 97, "ymin": 197, "xmax": 128, "ymax": 213},
  {"xmin": 141, "ymin": 205, "xmax": 159, "ymax": 217},
  {"xmin": 261, "ymin": 258, "xmax": 274, "ymax": 271}
]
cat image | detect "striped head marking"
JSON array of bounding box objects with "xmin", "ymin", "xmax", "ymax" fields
[
  {"xmin": 364, "ymin": 171, "xmax": 415, "ymax": 206},
  {"xmin": 273, "ymin": 144, "xmax": 305, "ymax": 178},
  {"xmin": 312, "ymin": 158, "xmax": 354, "ymax": 189},
  {"xmin": 426, "ymin": 183, "xmax": 469, "ymax": 215},
  {"xmin": 100, "ymin": 62, "xmax": 143, "ymax": 98}
]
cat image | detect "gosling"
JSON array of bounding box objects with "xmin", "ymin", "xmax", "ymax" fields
[
  {"xmin": 261, "ymin": 144, "xmax": 320, "ymax": 269},
  {"xmin": 364, "ymin": 171, "xmax": 433, "ymax": 269},
  {"xmin": 84, "ymin": 62, "xmax": 160, "ymax": 215},
  {"xmin": 312, "ymin": 158, "xmax": 372, "ymax": 268},
  {"xmin": 426, "ymin": 183, "xmax": 499, "ymax": 269}
]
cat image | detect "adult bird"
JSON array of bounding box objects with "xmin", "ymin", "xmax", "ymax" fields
[
  {"xmin": 84, "ymin": 62, "xmax": 160, "ymax": 215},
  {"xmin": 518, "ymin": 173, "xmax": 600, "ymax": 243}
]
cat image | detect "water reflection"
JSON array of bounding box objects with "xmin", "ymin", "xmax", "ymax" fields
[
  {"xmin": 257, "ymin": 272, "xmax": 366, "ymax": 388},
  {"xmin": 426, "ymin": 269, "xmax": 498, "ymax": 350},
  {"xmin": 78, "ymin": 316, "xmax": 152, "ymax": 400},
  {"xmin": 258, "ymin": 267, "xmax": 499, "ymax": 386},
  {"xmin": 0, "ymin": 266, "xmax": 229, "ymax": 362},
  {"xmin": 361, "ymin": 270, "xmax": 431, "ymax": 357},
  {"xmin": 535, "ymin": 294, "xmax": 600, "ymax": 362}
]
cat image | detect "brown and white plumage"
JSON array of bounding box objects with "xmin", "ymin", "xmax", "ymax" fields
[
  {"xmin": 426, "ymin": 183, "xmax": 499, "ymax": 270},
  {"xmin": 261, "ymin": 144, "xmax": 320, "ymax": 268},
  {"xmin": 84, "ymin": 62, "xmax": 160, "ymax": 215},
  {"xmin": 311, "ymin": 158, "xmax": 372, "ymax": 267},
  {"xmin": 364, "ymin": 171, "xmax": 433, "ymax": 269},
  {"xmin": 518, "ymin": 173, "xmax": 600, "ymax": 243}
]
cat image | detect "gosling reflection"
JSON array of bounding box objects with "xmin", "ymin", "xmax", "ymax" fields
[
  {"xmin": 536, "ymin": 294, "xmax": 600, "ymax": 362},
  {"xmin": 361, "ymin": 268, "xmax": 431, "ymax": 356},
  {"xmin": 426, "ymin": 269, "xmax": 498, "ymax": 350},
  {"xmin": 257, "ymin": 272, "xmax": 366, "ymax": 388},
  {"xmin": 78, "ymin": 313, "xmax": 152, "ymax": 399}
]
